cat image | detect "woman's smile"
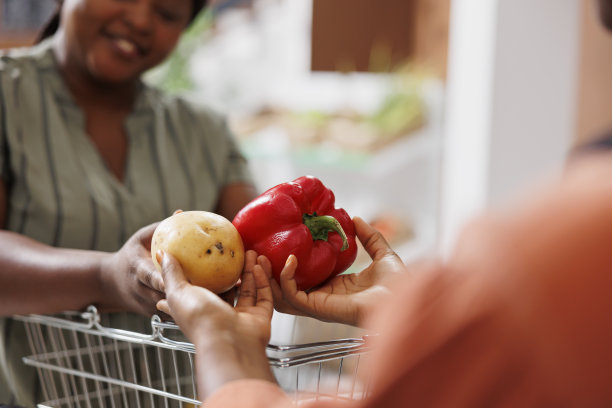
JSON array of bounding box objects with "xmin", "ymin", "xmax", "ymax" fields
[{"xmin": 103, "ymin": 32, "xmax": 149, "ymax": 61}]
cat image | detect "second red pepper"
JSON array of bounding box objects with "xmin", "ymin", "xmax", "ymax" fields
[{"xmin": 232, "ymin": 176, "xmax": 358, "ymax": 291}]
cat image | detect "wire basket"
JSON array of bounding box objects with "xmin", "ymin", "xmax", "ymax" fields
[{"xmin": 15, "ymin": 306, "xmax": 373, "ymax": 407}]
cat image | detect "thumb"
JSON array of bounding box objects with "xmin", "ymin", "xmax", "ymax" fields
[
  {"xmin": 156, "ymin": 250, "xmax": 188, "ymax": 293},
  {"xmin": 279, "ymin": 255, "xmax": 300, "ymax": 299},
  {"xmin": 353, "ymin": 216, "xmax": 393, "ymax": 261},
  {"xmin": 139, "ymin": 222, "xmax": 159, "ymax": 243}
]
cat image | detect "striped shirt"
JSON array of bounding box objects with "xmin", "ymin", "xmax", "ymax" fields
[{"xmin": 0, "ymin": 39, "xmax": 253, "ymax": 405}]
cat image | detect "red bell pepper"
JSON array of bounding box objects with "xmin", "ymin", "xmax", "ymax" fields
[{"xmin": 232, "ymin": 176, "xmax": 358, "ymax": 290}]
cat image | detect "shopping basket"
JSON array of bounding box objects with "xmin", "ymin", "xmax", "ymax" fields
[{"xmin": 15, "ymin": 306, "xmax": 373, "ymax": 407}]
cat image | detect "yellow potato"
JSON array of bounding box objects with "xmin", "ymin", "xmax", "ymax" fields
[{"xmin": 151, "ymin": 211, "xmax": 245, "ymax": 293}]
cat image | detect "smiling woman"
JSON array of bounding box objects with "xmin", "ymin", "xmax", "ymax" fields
[
  {"xmin": 50, "ymin": 0, "xmax": 193, "ymax": 85},
  {"xmin": 0, "ymin": 0, "xmax": 258, "ymax": 405}
]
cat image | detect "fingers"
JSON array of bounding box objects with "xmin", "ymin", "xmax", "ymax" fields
[
  {"xmin": 279, "ymin": 255, "xmax": 297, "ymax": 291},
  {"xmin": 252, "ymin": 264, "xmax": 274, "ymax": 317},
  {"xmin": 220, "ymin": 287, "xmax": 237, "ymax": 306},
  {"xmin": 138, "ymin": 222, "xmax": 159, "ymax": 238},
  {"xmin": 173, "ymin": 209, "xmax": 183, "ymax": 215},
  {"xmin": 244, "ymin": 250, "xmax": 258, "ymax": 274},
  {"xmin": 279, "ymin": 255, "xmax": 308, "ymax": 307},
  {"xmin": 154, "ymin": 299, "xmax": 174, "ymax": 322},
  {"xmin": 258, "ymin": 256, "xmax": 287, "ymax": 310},
  {"xmin": 353, "ymin": 216, "xmax": 396, "ymax": 261},
  {"xmin": 131, "ymin": 223, "xmax": 163, "ymax": 291},
  {"xmin": 257, "ymin": 255, "xmax": 272, "ymax": 276},
  {"xmin": 137, "ymin": 260, "xmax": 165, "ymax": 293},
  {"xmin": 156, "ymin": 299, "xmax": 170, "ymax": 315},
  {"xmin": 235, "ymin": 256, "xmax": 274, "ymax": 317},
  {"xmin": 131, "ymin": 284, "xmax": 165, "ymax": 317},
  {"xmin": 236, "ymin": 266, "xmax": 256, "ymax": 308},
  {"xmin": 235, "ymin": 250, "xmax": 258, "ymax": 308},
  {"xmin": 156, "ymin": 250, "xmax": 188, "ymax": 294},
  {"xmin": 239, "ymin": 254, "xmax": 306, "ymax": 316},
  {"xmin": 267, "ymin": 273, "xmax": 284, "ymax": 307},
  {"xmin": 136, "ymin": 223, "xmax": 159, "ymax": 251}
]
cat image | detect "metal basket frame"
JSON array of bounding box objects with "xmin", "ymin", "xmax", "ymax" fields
[{"xmin": 15, "ymin": 306, "xmax": 373, "ymax": 407}]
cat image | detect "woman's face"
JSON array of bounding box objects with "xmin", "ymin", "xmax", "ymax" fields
[{"xmin": 59, "ymin": 0, "xmax": 192, "ymax": 85}]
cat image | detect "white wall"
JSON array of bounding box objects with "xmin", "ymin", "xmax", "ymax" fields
[{"xmin": 440, "ymin": 0, "xmax": 581, "ymax": 254}]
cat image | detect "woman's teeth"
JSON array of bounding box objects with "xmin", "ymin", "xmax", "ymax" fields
[{"xmin": 115, "ymin": 38, "xmax": 137, "ymax": 55}]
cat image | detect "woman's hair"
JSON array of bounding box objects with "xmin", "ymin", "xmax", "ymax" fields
[
  {"xmin": 36, "ymin": 0, "xmax": 208, "ymax": 43},
  {"xmin": 37, "ymin": 3, "xmax": 62, "ymax": 43}
]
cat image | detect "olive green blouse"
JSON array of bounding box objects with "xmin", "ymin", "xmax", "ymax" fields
[{"xmin": 0, "ymin": 38, "xmax": 253, "ymax": 405}]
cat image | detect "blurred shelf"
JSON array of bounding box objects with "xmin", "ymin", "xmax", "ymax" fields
[{"xmin": 242, "ymin": 123, "xmax": 440, "ymax": 177}]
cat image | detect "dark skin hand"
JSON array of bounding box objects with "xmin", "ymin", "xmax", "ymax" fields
[
  {"xmin": 98, "ymin": 223, "xmax": 167, "ymax": 316},
  {"xmin": 266, "ymin": 216, "xmax": 409, "ymax": 327},
  {"xmin": 0, "ymin": 178, "xmax": 164, "ymax": 317},
  {"xmin": 156, "ymin": 249, "xmax": 276, "ymax": 400}
]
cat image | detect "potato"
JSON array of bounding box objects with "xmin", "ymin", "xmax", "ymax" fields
[{"xmin": 151, "ymin": 211, "xmax": 245, "ymax": 293}]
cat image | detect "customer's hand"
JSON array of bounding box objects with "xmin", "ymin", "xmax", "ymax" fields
[
  {"xmin": 156, "ymin": 249, "xmax": 276, "ymax": 398},
  {"xmin": 97, "ymin": 223, "xmax": 165, "ymax": 316},
  {"xmin": 267, "ymin": 217, "xmax": 407, "ymax": 327},
  {"xmin": 156, "ymin": 249, "xmax": 274, "ymax": 346}
]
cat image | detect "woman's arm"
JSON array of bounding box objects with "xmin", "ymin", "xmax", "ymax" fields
[
  {"xmin": 0, "ymin": 229, "xmax": 107, "ymax": 315},
  {"xmin": 0, "ymin": 179, "xmax": 165, "ymax": 317},
  {"xmin": 0, "ymin": 178, "xmax": 104, "ymax": 315},
  {"xmin": 0, "ymin": 226, "xmax": 166, "ymax": 317}
]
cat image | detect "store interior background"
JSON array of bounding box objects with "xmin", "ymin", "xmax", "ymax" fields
[{"xmin": 2, "ymin": 0, "xmax": 611, "ymax": 342}]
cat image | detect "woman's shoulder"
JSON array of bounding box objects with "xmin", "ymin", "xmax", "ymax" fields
[{"xmin": 0, "ymin": 40, "xmax": 54, "ymax": 71}]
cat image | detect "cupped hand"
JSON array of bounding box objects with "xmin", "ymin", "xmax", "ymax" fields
[
  {"xmin": 156, "ymin": 250, "xmax": 276, "ymax": 397},
  {"xmin": 156, "ymin": 249, "xmax": 274, "ymax": 347},
  {"xmin": 97, "ymin": 223, "xmax": 165, "ymax": 316},
  {"xmin": 267, "ymin": 216, "xmax": 408, "ymax": 327}
]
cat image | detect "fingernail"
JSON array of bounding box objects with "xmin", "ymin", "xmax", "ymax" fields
[
  {"xmin": 285, "ymin": 255, "xmax": 294, "ymax": 266},
  {"xmin": 285, "ymin": 255, "xmax": 296, "ymax": 280},
  {"xmin": 156, "ymin": 250, "xmax": 164, "ymax": 264}
]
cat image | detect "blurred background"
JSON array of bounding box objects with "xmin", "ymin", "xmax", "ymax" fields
[{"xmin": 2, "ymin": 0, "xmax": 611, "ymax": 340}]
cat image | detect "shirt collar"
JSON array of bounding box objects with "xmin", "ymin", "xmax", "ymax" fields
[{"xmin": 36, "ymin": 36, "xmax": 155, "ymax": 116}]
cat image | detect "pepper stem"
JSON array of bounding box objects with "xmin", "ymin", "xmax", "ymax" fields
[{"xmin": 302, "ymin": 212, "xmax": 349, "ymax": 251}]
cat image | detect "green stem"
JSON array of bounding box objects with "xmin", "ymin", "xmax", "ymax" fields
[{"xmin": 302, "ymin": 213, "xmax": 349, "ymax": 251}]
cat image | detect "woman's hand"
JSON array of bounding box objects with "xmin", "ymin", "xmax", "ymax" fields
[
  {"xmin": 156, "ymin": 249, "xmax": 276, "ymax": 399},
  {"xmin": 267, "ymin": 217, "xmax": 408, "ymax": 327},
  {"xmin": 97, "ymin": 223, "xmax": 165, "ymax": 316}
]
